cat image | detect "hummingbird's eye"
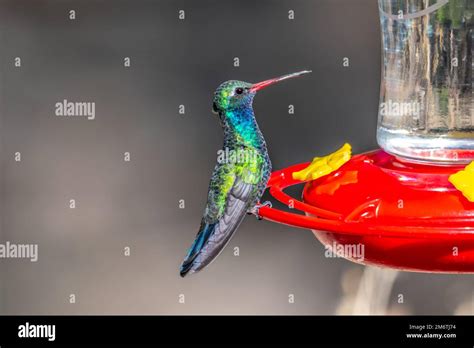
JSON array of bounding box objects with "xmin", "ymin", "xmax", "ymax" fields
[{"xmin": 235, "ymin": 87, "xmax": 244, "ymax": 95}]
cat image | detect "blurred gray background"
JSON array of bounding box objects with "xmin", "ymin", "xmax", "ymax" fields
[{"xmin": 0, "ymin": 0, "xmax": 472, "ymax": 315}]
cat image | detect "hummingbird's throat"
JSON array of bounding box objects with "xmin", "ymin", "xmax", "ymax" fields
[{"xmin": 222, "ymin": 108, "xmax": 264, "ymax": 148}]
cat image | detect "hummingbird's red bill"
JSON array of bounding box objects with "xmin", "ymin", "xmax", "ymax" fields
[{"xmin": 250, "ymin": 70, "xmax": 311, "ymax": 92}]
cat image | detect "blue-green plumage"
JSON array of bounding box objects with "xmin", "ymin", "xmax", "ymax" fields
[{"xmin": 180, "ymin": 71, "xmax": 310, "ymax": 277}]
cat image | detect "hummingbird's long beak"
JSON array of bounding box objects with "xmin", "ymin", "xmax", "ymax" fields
[{"xmin": 249, "ymin": 70, "xmax": 311, "ymax": 93}]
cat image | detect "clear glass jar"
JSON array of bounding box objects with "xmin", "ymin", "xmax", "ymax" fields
[{"xmin": 377, "ymin": 0, "xmax": 473, "ymax": 164}]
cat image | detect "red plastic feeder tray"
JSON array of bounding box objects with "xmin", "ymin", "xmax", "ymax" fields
[{"xmin": 258, "ymin": 150, "xmax": 474, "ymax": 273}]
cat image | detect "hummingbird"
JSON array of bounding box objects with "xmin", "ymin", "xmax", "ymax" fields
[{"xmin": 180, "ymin": 70, "xmax": 311, "ymax": 277}]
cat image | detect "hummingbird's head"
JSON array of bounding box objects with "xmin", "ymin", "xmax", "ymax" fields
[
  {"xmin": 212, "ymin": 70, "xmax": 311, "ymax": 114},
  {"xmin": 212, "ymin": 80, "xmax": 254, "ymax": 114}
]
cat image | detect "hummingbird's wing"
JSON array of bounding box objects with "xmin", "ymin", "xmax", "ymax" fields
[{"xmin": 180, "ymin": 162, "xmax": 256, "ymax": 277}]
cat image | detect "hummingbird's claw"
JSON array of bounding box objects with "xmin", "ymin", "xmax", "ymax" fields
[{"xmin": 250, "ymin": 201, "xmax": 272, "ymax": 220}]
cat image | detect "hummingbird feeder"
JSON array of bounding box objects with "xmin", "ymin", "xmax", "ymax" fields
[{"xmin": 258, "ymin": 0, "xmax": 474, "ymax": 273}]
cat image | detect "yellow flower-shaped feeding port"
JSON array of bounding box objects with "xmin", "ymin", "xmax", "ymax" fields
[
  {"xmin": 292, "ymin": 143, "xmax": 352, "ymax": 181},
  {"xmin": 449, "ymin": 162, "xmax": 474, "ymax": 202}
]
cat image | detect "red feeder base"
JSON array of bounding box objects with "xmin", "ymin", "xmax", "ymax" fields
[{"xmin": 258, "ymin": 150, "xmax": 474, "ymax": 273}]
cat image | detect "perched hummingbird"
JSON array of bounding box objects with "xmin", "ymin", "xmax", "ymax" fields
[{"xmin": 180, "ymin": 71, "xmax": 311, "ymax": 277}]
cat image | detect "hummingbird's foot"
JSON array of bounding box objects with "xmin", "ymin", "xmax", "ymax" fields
[{"xmin": 249, "ymin": 201, "xmax": 272, "ymax": 220}]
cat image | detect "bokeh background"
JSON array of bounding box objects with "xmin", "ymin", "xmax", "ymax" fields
[{"xmin": 0, "ymin": 0, "xmax": 472, "ymax": 314}]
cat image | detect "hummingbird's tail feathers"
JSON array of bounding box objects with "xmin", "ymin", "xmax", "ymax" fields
[
  {"xmin": 180, "ymin": 221, "xmax": 216, "ymax": 277},
  {"xmin": 179, "ymin": 178, "xmax": 253, "ymax": 277}
]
